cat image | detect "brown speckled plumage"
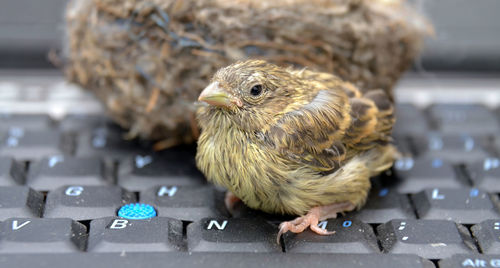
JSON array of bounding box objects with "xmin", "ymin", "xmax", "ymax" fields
[{"xmin": 196, "ymin": 60, "xmax": 396, "ymax": 217}]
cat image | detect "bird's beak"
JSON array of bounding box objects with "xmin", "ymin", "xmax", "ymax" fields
[{"xmin": 198, "ymin": 82, "xmax": 242, "ymax": 108}]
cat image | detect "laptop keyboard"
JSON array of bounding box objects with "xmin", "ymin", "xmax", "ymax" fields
[{"xmin": 1, "ymin": 74, "xmax": 500, "ymax": 267}]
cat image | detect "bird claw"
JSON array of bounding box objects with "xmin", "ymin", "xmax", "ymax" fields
[
  {"xmin": 275, "ymin": 202, "xmax": 356, "ymax": 244},
  {"xmin": 276, "ymin": 211, "xmax": 335, "ymax": 244}
]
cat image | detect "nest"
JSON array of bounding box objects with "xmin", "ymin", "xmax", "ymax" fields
[{"xmin": 64, "ymin": 0, "xmax": 431, "ymax": 148}]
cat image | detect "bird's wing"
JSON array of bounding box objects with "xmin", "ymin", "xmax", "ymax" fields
[
  {"xmin": 264, "ymin": 84, "xmax": 394, "ymax": 172},
  {"xmin": 344, "ymin": 89, "xmax": 395, "ymax": 155}
]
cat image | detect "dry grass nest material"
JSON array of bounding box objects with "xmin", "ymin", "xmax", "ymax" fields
[{"xmin": 64, "ymin": 0, "xmax": 432, "ymax": 149}]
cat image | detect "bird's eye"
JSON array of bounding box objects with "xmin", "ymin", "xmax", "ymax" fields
[{"xmin": 250, "ymin": 85, "xmax": 263, "ymax": 96}]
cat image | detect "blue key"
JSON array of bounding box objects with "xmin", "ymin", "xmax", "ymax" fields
[{"xmin": 118, "ymin": 203, "xmax": 157, "ymax": 219}]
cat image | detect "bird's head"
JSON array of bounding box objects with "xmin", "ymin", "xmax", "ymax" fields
[{"xmin": 198, "ymin": 60, "xmax": 307, "ymax": 132}]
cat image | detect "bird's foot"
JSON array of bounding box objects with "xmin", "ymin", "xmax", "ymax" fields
[
  {"xmin": 224, "ymin": 191, "xmax": 241, "ymax": 215},
  {"xmin": 277, "ymin": 208, "xmax": 332, "ymax": 244},
  {"xmin": 276, "ymin": 202, "xmax": 355, "ymax": 244}
]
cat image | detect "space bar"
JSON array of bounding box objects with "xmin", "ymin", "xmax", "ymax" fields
[{"xmin": 0, "ymin": 252, "xmax": 431, "ymax": 268}]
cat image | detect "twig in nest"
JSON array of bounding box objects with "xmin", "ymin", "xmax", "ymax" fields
[
  {"xmin": 176, "ymin": 31, "xmax": 222, "ymax": 51},
  {"xmin": 263, "ymin": 55, "xmax": 318, "ymax": 68},
  {"xmin": 153, "ymin": 138, "xmax": 180, "ymax": 151},
  {"xmin": 236, "ymin": 40, "xmax": 327, "ymax": 67},
  {"xmin": 92, "ymin": 0, "xmax": 126, "ymax": 17},
  {"xmin": 191, "ymin": 49, "xmax": 224, "ymax": 58},
  {"xmin": 146, "ymin": 88, "xmax": 160, "ymax": 113},
  {"xmin": 189, "ymin": 111, "xmax": 200, "ymax": 140}
]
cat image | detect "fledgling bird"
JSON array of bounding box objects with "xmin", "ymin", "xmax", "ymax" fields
[{"xmin": 195, "ymin": 60, "xmax": 396, "ymax": 242}]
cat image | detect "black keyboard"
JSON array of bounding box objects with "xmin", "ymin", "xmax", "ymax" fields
[{"xmin": 1, "ymin": 75, "xmax": 500, "ymax": 267}]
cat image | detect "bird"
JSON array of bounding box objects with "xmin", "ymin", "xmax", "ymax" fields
[{"xmin": 195, "ymin": 59, "xmax": 396, "ymax": 243}]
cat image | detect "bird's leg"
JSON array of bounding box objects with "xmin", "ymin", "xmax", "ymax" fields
[
  {"xmin": 277, "ymin": 202, "xmax": 355, "ymax": 244},
  {"xmin": 224, "ymin": 191, "xmax": 241, "ymax": 214}
]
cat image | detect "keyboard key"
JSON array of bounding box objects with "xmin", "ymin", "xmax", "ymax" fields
[
  {"xmin": 350, "ymin": 187, "xmax": 416, "ymax": 224},
  {"xmin": 0, "ymin": 252, "xmax": 435, "ymax": 268},
  {"xmin": 283, "ymin": 219, "xmax": 379, "ymax": 253},
  {"xmin": 428, "ymin": 104, "xmax": 500, "ymax": 135},
  {"xmin": 140, "ymin": 185, "xmax": 219, "ymax": 221},
  {"xmin": 412, "ymin": 188, "xmax": 500, "ymax": 224},
  {"xmin": 187, "ymin": 218, "xmax": 281, "ymax": 252},
  {"xmin": 493, "ymin": 136, "xmax": 500, "ymax": 158},
  {"xmin": 0, "ymin": 157, "xmax": 24, "ymax": 186},
  {"xmin": 87, "ymin": 217, "xmax": 183, "ymax": 252},
  {"xmin": 26, "ymin": 156, "xmax": 111, "ymax": 191},
  {"xmin": 0, "ymin": 114, "xmax": 52, "ymax": 131},
  {"xmin": 0, "ymin": 84, "xmax": 19, "ymax": 100},
  {"xmin": 467, "ymin": 158, "xmax": 500, "ymax": 192},
  {"xmin": 227, "ymin": 199, "xmax": 292, "ymax": 221},
  {"xmin": 118, "ymin": 150, "xmax": 205, "ymax": 191},
  {"xmin": 392, "ymin": 104, "xmax": 429, "ymax": 137},
  {"xmin": 440, "ymin": 254, "xmax": 500, "ymax": 268},
  {"xmin": 377, "ymin": 219, "xmax": 477, "ymax": 259},
  {"xmin": 392, "ymin": 137, "xmax": 414, "ymax": 156},
  {"xmin": 471, "ymin": 220, "xmax": 500, "ymax": 254},
  {"xmin": 412, "ymin": 133, "xmax": 492, "ymax": 164},
  {"xmin": 392, "ymin": 157, "xmax": 467, "ymax": 193},
  {"xmin": 0, "ymin": 218, "xmax": 86, "ymax": 253},
  {"xmin": 0, "ymin": 129, "xmax": 67, "ymax": 160},
  {"xmin": 59, "ymin": 114, "xmax": 113, "ymax": 133},
  {"xmin": 75, "ymin": 125, "xmax": 151, "ymax": 162},
  {"xmin": 43, "ymin": 185, "xmax": 136, "ymax": 220},
  {"xmin": 0, "ymin": 187, "xmax": 44, "ymax": 220}
]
